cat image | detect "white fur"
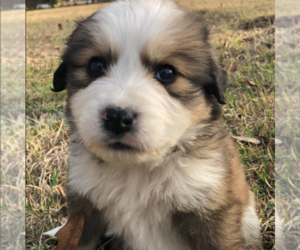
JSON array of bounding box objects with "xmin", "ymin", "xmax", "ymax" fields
[
  {"xmin": 275, "ymin": 210, "xmax": 284, "ymax": 249},
  {"xmin": 94, "ymin": 0, "xmax": 182, "ymax": 52},
  {"xmin": 241, "ymin": 205, "xmax": 261, "ymax": 247},
  {"xmin": 70, "ymin": 0, "xmax": 190, "ymax": 165},
  {"xmin": 68, "ymin": 138, "xmax": 225, "ymax": 250},
  {"xmin": 70, "ymin": 75, "xmax": 191, "ymax": 164}
]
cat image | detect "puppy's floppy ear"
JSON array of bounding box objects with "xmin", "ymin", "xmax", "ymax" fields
[
  {"xmin": 51, "ymin": 62, "xmax": 67, "ymax": 92},
  {"xmin": 210, "ymin": 59, "xmax": 228, "ymax": 105}
]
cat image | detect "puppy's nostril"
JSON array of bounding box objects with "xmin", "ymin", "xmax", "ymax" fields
[
  {"xmin": 122, "ymin": 118, "xmax": 133, "ymax": 126},
  {"xmin": 119, "ymin": 109, "xmax": 134, "ymax": 126},
  {"xmin": 123, "ymin": 118, "xmax": 132, "ymax": 125},
  {"xmin": 103, "ymin": 114, "xmax": 110, "ymax": 121}
]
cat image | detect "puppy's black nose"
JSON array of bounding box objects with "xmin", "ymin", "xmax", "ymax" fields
[{"xmin": 103, "ymin": 107, "xmax": 136, "ymax": 135}]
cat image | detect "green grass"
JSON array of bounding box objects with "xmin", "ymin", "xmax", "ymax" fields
[{"xmin": 26, "ymin": 1, "xmax": 275, "ymax": 249}]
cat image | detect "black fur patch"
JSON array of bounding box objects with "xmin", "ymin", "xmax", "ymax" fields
[
  {"xmin": 100, "ymin": 234, "xmax": 132, "ymax": 250},
  {"xmin": 52, "ymin": 14, "xmax": 119, "ymax": 96},
  {"xmin": 66, "ymin": 192, "xmax": 106, "ymax": 247},
  {"xmin": 67, "ymin": 192, "xmax": 130, "ymax": 249},
  {"xmin": 208, "ymin": 59, "xmax": 228, "ymax": 104}
]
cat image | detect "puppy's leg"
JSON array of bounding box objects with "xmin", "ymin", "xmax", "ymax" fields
[
  {"xmin": 242, "ymin": 193, "xmax": 261, "ymax": 250},
  {"xmin": 67, "ymin": 192, "xmax": 105, "ymax": 250},
  {"xmin": 172, "ymin": 201, "xmax": 256, "ymax": 250}
]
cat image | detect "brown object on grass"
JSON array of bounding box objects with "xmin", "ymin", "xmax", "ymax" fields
[
  {"xmin": 228, "ymin": 61, "xmax": 238, "ymax": 74},
  {"xmin": 232, "ymin": 135, "xmax": 261, "ymax": 145},
  {"xmin": 54, "ymin": 211, "xmax": 85, "ymax": 250}
]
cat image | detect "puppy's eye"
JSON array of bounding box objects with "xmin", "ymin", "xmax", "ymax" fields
[
  {"xmin": 155, "ymin": 65, "xmax": 177, "ymax": 84},
  {"xmin": 87, "ymin": 57, "xmax": 106, "ymax": 77}
]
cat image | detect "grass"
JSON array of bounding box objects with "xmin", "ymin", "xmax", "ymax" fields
[{"xmin": 25, "ymin": 1, "xmax": 275, "ymax": 249}]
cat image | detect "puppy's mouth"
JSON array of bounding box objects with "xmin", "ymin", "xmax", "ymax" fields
[{"xmin": 108, "ymin": 142, "xmax": 134, "ymax": 150}]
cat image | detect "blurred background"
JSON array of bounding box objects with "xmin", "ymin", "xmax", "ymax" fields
[
  {"xmin": 1, "ymin": 0, "xmax": 25, "ymax": 249},
  {"xmin": 1, "ymin": 0, "xmax": 115, "ymax": 10}
]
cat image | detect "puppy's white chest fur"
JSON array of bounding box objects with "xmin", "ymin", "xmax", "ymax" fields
[{"xmin": 68, "ymin": 144, "xmax": 225, "ymax": 250}]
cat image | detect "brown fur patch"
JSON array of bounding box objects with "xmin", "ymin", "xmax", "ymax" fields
[
  {"xmin": 172, "ymin": 200, "xmax": 245, "ymax": 250},
  {"xmin": 225, "ymin": 140, "xmax": 250, "ymax": 207},
  {"xmin": 63, "ymin": 17, "xmax": 119, "ymax": 67},
  {"xmin": 172, "ymin": 132, "xmax": 258, "ymax": 249},
  {"xmin": 141, "ymin": 12, "xmax": 211, "ymax": 81},
  {"xmin": 140, "ymin": 11, "xmax": 226, "ymax": 122}
]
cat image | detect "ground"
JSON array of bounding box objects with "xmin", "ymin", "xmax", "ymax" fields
[{"xmin": 25, "ymin": 0, "xmax": 275, "ymax": 249}]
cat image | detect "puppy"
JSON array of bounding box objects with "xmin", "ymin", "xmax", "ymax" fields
[{"xmin": 52, "ymin": 0, "xmax": 261, "ymax": 249}]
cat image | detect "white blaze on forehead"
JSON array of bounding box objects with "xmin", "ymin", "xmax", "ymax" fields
[
  {"xmin": 85, "ymin": 0, "xmax": 184, "ymax": 96},
  {"xmin": 91, "ymin": 0, "xmax": 182, "ymax": 53}
]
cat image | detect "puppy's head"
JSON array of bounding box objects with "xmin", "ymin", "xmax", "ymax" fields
[{"xmin": 53, "ymin": 0, "xmax": 227, "ymax": 164}]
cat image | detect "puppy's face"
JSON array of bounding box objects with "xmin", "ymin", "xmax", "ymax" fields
[{"xmin": 53, "ymin": 0, "xmax": 227, "ymax": 164}]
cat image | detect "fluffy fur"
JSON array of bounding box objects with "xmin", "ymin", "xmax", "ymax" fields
[{"xmin": 52, "ymin": 0, "xmax": 261, "ymax": 249}]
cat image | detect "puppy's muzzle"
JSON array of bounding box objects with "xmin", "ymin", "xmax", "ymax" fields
[{"xmin": 103, "ymin": 106, "xmax": 136, "ymax": 136}]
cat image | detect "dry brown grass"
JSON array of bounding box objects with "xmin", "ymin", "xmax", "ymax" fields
[
  {"xmin": 176, "ymin": 0, "xmax": 274, "ymax": 11},
  {"xmin": 26, "ymin": 1, "xmax": 275, "ymax": 249}
]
